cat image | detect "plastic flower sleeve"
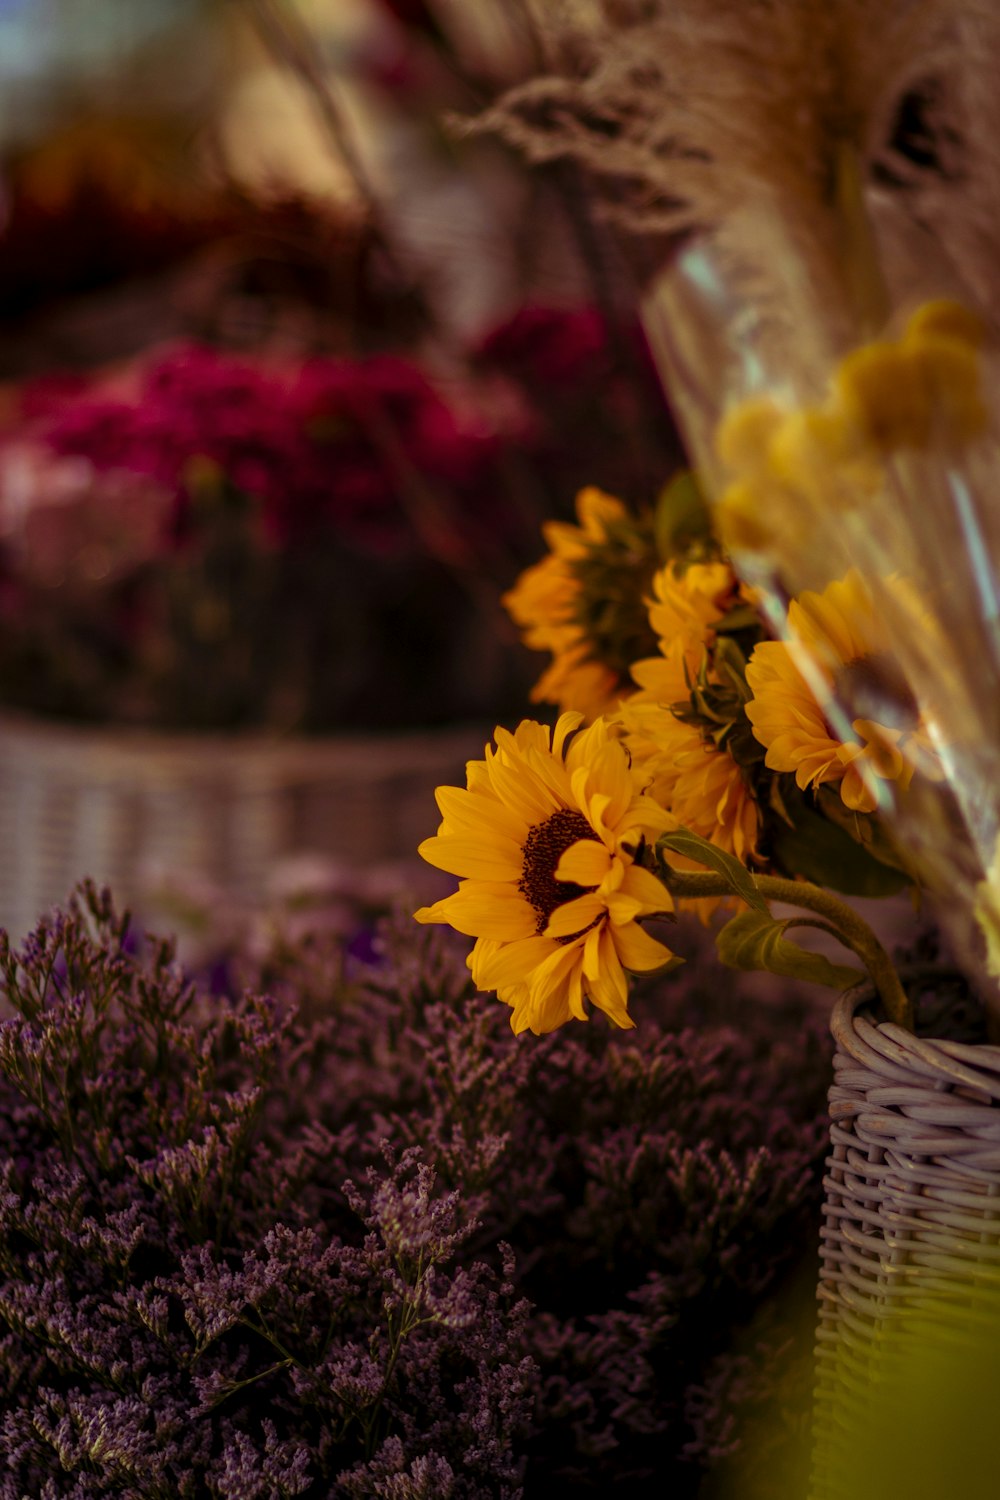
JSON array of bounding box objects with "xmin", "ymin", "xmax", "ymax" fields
[{"xmin": 640, "ymin": 200, "xmax": 1000, "ymax": 1013}]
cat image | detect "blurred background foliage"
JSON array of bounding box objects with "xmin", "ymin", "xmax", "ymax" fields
[
  {"xmin": 0, "ymin": 0, "xmax": 684, "ymax": 734},
  {"xmin": 0, "ymin": 0, "xmax": 625, "ymax": 371}
]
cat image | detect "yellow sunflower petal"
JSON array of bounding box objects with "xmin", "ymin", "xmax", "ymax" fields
[
  {"xmin": 576, "ymin": 485, "xmax": 627, "ymax": 535},
  {"xmin": 434, "ymin": 784, "xmax": 529, "ymax": 843},
  {"xmin": 613, "ymin": 920, "xmax": 676, "ymax": 973},
  {"xmin": 585, "ymin": 930, "xmax": 633, "ymax": 1027},
  {"xmin": 503, "ymin": 944, "xmax": 583, "ymax": 1035},
  {"xmin": 517, "ymin": 989, "xmax": 575, "ymax": 1035},
  {"xmin": 555, "ymin": 838, "xmax": 613, "ymax": 887},
  {"xmin": 605, "ymin": 891, "xmax": 643, "ymax": 924},
  {"xmin": 553, "ymin": 710, "xmax": 586, "ymax": 758},
  {"xmin": 523, "ymin": 743, "xmax": 576, "ymax": 805},
  {"xmin": 588, "ymin": 742, "xmax": 634, "ymax": 828},
  {"xmin": 503, "ymin": 982, "xmax": 533, "ymax": 1029},
  {"xmin": 606, "ymin": 864, "xmax": 673, "ymax": 923},
  {"xmin": 582, "ymin": 923, "xmax": 604, "ymax": 982},
  {"xmin": 417, "ymin": 833, "xmax": 524, "ymax": 882},
  {"xmin": 602, "ymin": 855, "xmax": 626, "ymax": 896},
  {"xmin": 501, "ymin": 721, "xmax": 549, "ymax": 755},
  {"xmin": 564, "ymin": 716, "xmax": 609, "ymax": 775},
  {"xmin": 544, "ymin": 892, "xmax": 605, "ymax": 939},
  {"xmin": 854, "ymin": 722, "xmax": 905, "ymax": 780},
  {"xmin": 425, "ymin": 882, "xmax": 538, "ymax": 940},
  {"xmin": 465, "ymin": 759, "xmax": 492, "ymax": 795},
  {"xmin": 532, "ymin": 942, "xmax": 588, "ymax": 1018},
  {"xmin": 839, "ymin": 764, "xmax": 878, "ymax": 813},
  {"xmin": 475, "ymin": 934, "xmax": 558, "ymax": 990},
  {"xmin": 629, "ymin": 654, "xmax": 691, "ymax": 701},
  {"xmin": 413, "ymin": 898, "xmax": 449, "ymax": 926},
  {"xmin": 487, "ymin": 751, "xmax": 562, "ymax": 824},
  {"xmin": 573, "ymin": 780, "xmax": 613, "ymax": 840},
  {"xmin": 621, "ymin": 793, "xmax": 676, "ymax": 839}
]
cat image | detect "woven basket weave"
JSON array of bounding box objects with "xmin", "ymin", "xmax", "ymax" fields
[
  {"xmin": 0, "ymin": 710, "xmax": 487, "ymax": 940},
  {"xmin": 811, "ymin": 984, "xmax": 1000, "ymax": 1498}
]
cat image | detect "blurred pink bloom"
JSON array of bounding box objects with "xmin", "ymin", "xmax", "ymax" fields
[{"xmin": 0, "ymin": 440, "xmax": 172, "ymax": 591}]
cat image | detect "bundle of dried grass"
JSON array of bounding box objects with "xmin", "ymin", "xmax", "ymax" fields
[{"xmin": 470, "ymin": 1, "xmax": 1000, "ymax": 331}]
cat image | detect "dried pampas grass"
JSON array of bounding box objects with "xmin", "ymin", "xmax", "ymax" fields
[{"xmin": 468, "ymin": 1, "xmax": 1000, "ymax": 332}]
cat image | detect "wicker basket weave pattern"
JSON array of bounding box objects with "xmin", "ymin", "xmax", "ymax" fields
[
  {"xmin": 0, "ymin": 711, "xmax": 488, "ymax": 940},
  {"xmin": 811, "ymin": 986, "xmax": 1000, "ymax": 1498}
]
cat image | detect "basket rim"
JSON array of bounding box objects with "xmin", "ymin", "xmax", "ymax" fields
[
  {"xmin": 830, "ymin": 984, "xmax": 1000, "ymax": 1099},
  {"xmin": 0, "ymin": 707, "xmax": 491, "ymax": 777}
]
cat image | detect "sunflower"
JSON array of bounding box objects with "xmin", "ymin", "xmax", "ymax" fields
[
  {"xmin": 616, "ymin": 699, "xmax": 760, "ymax": 920},
  {"xmin": 614, "ymin": 558, "xmax": 760, "ymax": 917},
  {"xmin": 502, "ymin": 487, "xmax": 657, "ymax": 721},
  {"xmin": 527, "ymin": 643, "xmax": 623, "ymax": 727},
  {"xmin": 620, "ymin": 702, "xmax": 759, "ymax": 861},
  {"xmin": 745, "ymin": 570, "xmax": 940, "ymax": 813},
  {"xmin": 414, "ymin": 712, "xmax": 677, "ymax": 1034},
  {"xmin": 629, "ymin": 559, "xmax": 741, "ymax": 703}
]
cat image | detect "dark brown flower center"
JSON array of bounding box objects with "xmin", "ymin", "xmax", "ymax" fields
[
  {"xmin": 519, "ymin": 809, "xmax": 599, "ymax": 933},
  {"xmin": 834, "ymin": 651, "xmax": 919, "ymax": 732}
]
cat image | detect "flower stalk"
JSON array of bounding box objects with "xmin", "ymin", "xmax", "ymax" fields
[{"xmin": 657, "ymin": 861, "xmax": 913, "ymax": 1029}]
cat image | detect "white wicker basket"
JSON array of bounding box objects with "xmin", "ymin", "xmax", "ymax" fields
[
  {"xmin": 811, "ymin": 983, "xmax": 1000, "ymax": 1499},
  {"xmin": 0, "ymin": 710, "xmax": 487, "ymax": 939}
]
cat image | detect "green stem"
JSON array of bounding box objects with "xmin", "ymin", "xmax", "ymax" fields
[{"xmin": 662, "ymin": 866, "xmax": 913, "ymax": 1029}]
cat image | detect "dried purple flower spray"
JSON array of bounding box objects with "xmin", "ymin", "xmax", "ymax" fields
[{"xmin": 0, "ymin": 883, "xmax": 830, "ymax": 1496}]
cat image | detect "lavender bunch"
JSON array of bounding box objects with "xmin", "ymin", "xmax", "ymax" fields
[
  {"xmin": 1, "ymin": 885, "xmax": 830, "ymax": 1497},
  {"xmin": 0, "ymin": 883, "xmax": 533, "ymax": 1499},
  {"xmin": 246, "ymin": 913, "xmax": 833, "ymax": 1498}
]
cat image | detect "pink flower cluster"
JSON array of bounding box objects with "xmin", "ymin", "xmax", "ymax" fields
[
  {"xmin": 16, "ymin": 342, "xmax": 502, "ymax": 554},
  {"xmin": 0, "ymin": 308, "xmax": 680, "ymax": 730},
  {"xmin": 472, "ymin": 304, "xmax": 683, "ymax": 502}
]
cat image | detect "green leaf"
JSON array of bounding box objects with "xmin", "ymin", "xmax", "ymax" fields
[
  {"xmin": 657, "ymin": 828, "xmax": 768, "ymax": 912},
  {"xmin": 770, "ymin": 779, "xmax": 911, "ymax": 897},
  {"xmin": 716, "ymin": 909, "xmax": 864, "ymax": 990},
  {"xmin": 712, "ymin": 634, "xmax": 751, "ymax": 697},
  {"xmin": 813, "ymin": 785, "xmax": 915, "ymax": 874},
  {"xmin": 714, "ymin": 604, "xmax": 763, "ymax": 635},
  {"xmin": 654, "ymin": 471, "xmax": 711, "ymax": 559}
]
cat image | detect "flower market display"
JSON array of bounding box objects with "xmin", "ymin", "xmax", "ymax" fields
[{"xmin": 5, "ymin": 1, "xmax": 1000, "ymax": 1497}]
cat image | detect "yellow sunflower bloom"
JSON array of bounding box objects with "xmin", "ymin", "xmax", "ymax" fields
[
  {"xmin": 414, "ymin": 712, "xmax": 677, "ymax": 1034},
  {"xmin": 527, "ymin": 643, "xmax": 623, "ymax": 727},
  {"xmin": 502, "ymin": 487, "xmax": 655, "ymax": 721},
  {"xmin": 745, "ymin": 570, "xmax": 940, "ymax": 814},
  {"xmin": 630, "ymin": 560, "xmax": 741, "ymax": 703},
  {"xmin": 616, "ymin": 699, "xmax": 760, "ymax": 921}
]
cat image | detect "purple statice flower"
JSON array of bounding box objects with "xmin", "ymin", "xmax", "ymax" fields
[
  {"xmin": 0, "ymin": 883, "xmax": 831, "ymax": 1498},
  {"xmin": 0, "ymin": 884, "xmax": 535, "ymax": 1498}
]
